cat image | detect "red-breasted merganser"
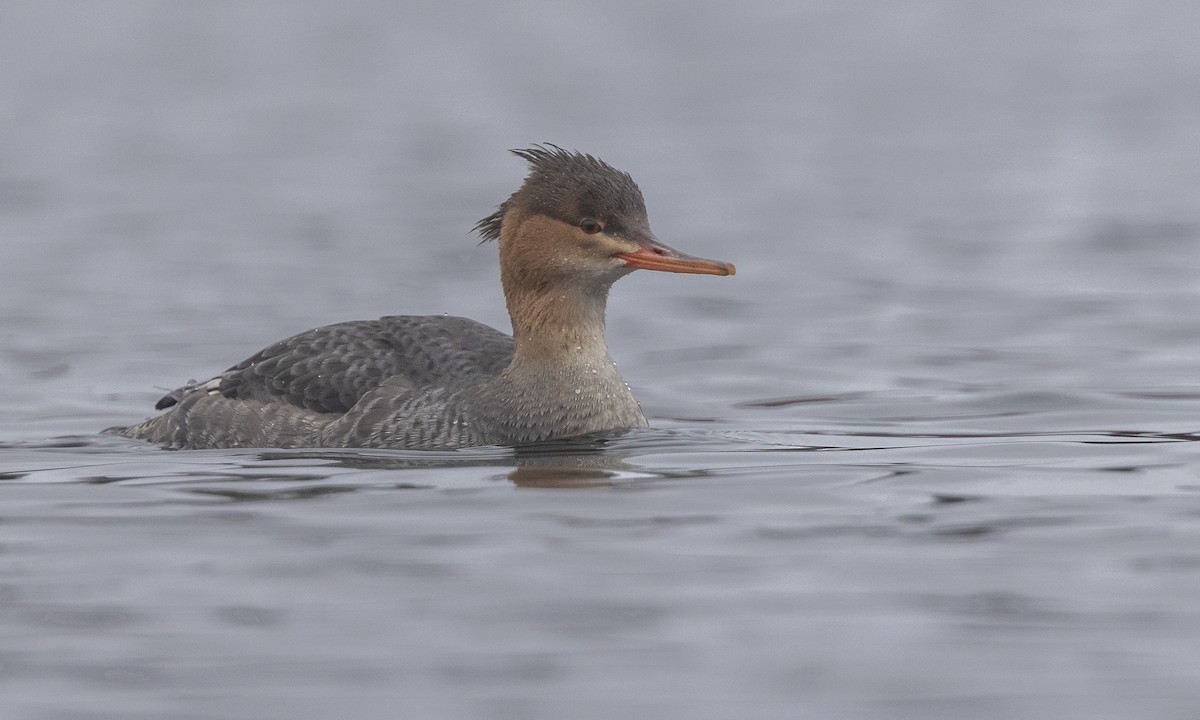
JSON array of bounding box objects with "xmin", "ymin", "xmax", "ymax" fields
[{"xmin": 113, "ymin": 145, "xmax": 735, "ymax": 449}]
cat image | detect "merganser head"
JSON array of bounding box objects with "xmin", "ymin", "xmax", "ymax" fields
[{"xmin": 475, "ymin": 144, "xmax": 735, "ymax": 283}]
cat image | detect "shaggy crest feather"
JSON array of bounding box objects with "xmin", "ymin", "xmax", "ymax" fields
[{"xmin": 474, "ymin": 143, "xmax": 646, "ymax": 242}]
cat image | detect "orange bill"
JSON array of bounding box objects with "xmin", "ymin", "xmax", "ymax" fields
[{"xmin": 616, "ymin": 239, "xmax": 735, "ymax": 276}]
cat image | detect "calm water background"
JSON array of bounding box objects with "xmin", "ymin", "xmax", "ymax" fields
[{"xmin": 3, "ymin": 2, "xmax": 1200, "ymax": 718}]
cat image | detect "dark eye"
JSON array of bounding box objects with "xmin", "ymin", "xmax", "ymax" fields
[{"xmin": 579, "ymin": 218, "xmax": 603, "ymax": 234}]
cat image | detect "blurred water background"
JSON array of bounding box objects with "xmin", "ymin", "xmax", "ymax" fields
[{"xmin": 3, "ymin": 2, "xmax": 1200, "ymax": 718}]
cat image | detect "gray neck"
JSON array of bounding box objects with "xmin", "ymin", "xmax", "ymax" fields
[{"xmin": 473, "ymin": 281, "xmax": 647, "ymax": 442}]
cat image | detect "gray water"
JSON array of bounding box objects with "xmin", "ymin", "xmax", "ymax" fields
[{"xmin": 4, "ymin": 2, "xmax": 1200, "ymax": 718}]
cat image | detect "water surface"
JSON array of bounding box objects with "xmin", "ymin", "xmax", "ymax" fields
[{"xmin": 3, "ymin": 2, "xmax": 1200, "ymax": 719}]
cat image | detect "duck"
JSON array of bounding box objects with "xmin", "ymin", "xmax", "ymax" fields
[{"xmin": 112, "ymin": 145, "xmax": 735, "ymax": 449}]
